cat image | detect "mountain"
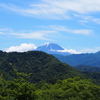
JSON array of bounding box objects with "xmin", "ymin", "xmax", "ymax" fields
[
  {"xmin": 75, "ymin": 64, "xmax": 100, "ymax": 72},
  {"xmin": 53, "ymin": 51, "xmax": 100, "ymax": 68},
  {"xmin": 36, "ymin": 43, "xmax": 71, "ymax": 55},
  {"xmin": 0, "ymin": 50, "xmax": 84, "ymax": 83},
  {"xmin": 37, "ymin": 43, "xmax": 64, "ymax": 51}
]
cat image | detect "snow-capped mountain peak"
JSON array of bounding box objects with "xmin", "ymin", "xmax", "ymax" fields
[
  {"xmin": 37, "ymin": 43, "xmax": 64, "ymax": 51},
  {"xmin": 36, "ymin": 43, "xmax": 70, "ymax": 55}
]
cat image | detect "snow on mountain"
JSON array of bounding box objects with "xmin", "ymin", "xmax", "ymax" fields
[
  {"xmin": 37, "ymin": 43, "xmax": 64, "ymax": 51},
  {"xmin": 36, "ymin": 43, "xmax": 71, "ymax": 55}
]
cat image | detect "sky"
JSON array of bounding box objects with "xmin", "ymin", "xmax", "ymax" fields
[{"xmin": 0, "ymin": 0, "xmax": 100, "ymax": 53}]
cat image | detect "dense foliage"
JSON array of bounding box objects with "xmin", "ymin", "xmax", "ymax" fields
[
  {"xmin": 0, "ymin": 50, "xmax": 100, "ymax": 99},
  {"xmin": 83, "ymin": 72, "xmax": 100, "ymax": 85},
  {"xmin": 36, "ymin": 77, "xmax": 100, "ymax": 100},
  {"xmin": 74, "ymin": 65, "xmax": 100, "ymax": 85},
  {"xmin": 75, "ymin": 64, "xmax": 100, "ymax": 72},
  {"xmin": 0, "ymin": 51, "xmax": 84, "ymax": 83},
  {"xmin": 0, "ymin": 75, "xmax": 100, "ymax": 100}
]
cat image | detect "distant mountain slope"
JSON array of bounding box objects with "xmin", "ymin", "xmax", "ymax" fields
[
  {"xmin": 53, "ymin": 51, "xmax": 100, "ymax": 68},
  {"xmin": 0, "ymin": 50, "xmax": 84, "ymax": 83},
  {"xmin": 75, "ymin": 64, "xmax": 100, "ymax": 72},
  {"xmin": 36, "ymin": 43, "xmax": 71, "ymax": 55}
]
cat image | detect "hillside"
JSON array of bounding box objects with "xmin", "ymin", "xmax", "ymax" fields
[
  {"xmin": 75, "ymin": 64, "xmax": 100, "ymax": 72},
  {"xmin": 53, "ymin": 51, "xmax": 100, "ymax": 67},
  {"xmin": 0, "ymin": 50, "xmax": 84, "ymax": 83}
]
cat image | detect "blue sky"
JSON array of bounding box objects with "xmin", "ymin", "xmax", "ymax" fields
[{"xmin": 0, "ymin": 0, "xmax": 100, "ymax": 53}]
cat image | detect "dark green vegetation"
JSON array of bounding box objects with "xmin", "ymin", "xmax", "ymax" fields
[
  {"xmin": 53, "ymin": 52, "xmax": 100, "ymax": 84},
  {"xmin": 75, "ymin": 64, "xmax": 100, "ymax": 72},
  {"xmin": 53, "ymin": 51, "xmax": 100, "ymax": 67},
  {"xmin": 74, "ymin": 65, "xmax": 100, "ymax": 85},
  {"xmin": 0, "ymin": 50, "xmax": 84, "ymax": 83},
  {"xmin": 0, "ymin": 74, "xmax": 100, "ymax": 100},
  {"xmin": 0, "ymin": 50, "xmax": 100, "ymax": 100}
]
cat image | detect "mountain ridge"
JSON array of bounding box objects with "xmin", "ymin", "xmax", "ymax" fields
[
  {"xmin": 53, "ymin": 51, "xmax": 100, "ymax": 68},
  {"xmin": 0, "ymin": 50, "xmax": 84, "ymax": 83}
]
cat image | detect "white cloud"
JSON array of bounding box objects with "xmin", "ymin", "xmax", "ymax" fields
[
  {"xmin": 0, "ymin": 26, "xmax": 93, "ymax": 41},
  {"xmin": 0, "ymin": 28, "xmax": 58, "ymax": 40},
  {"xmin": 78, "ymin": 20, "xmax": 88, "ymax": 23},
  {"xmin": 5, "ymin": 43, "xmax": 81, "ymax": 54},
  {"xmin": 0, "ymin": 29, "xmax": 7, "ymax": 31},
  {"xmin": 1, "ymin": 0, "xmax": 100, "ymax": 19},
  {"xmin": 41, "ymin": 0, "xmax": 100, "ymax": 14},
  {"xmin": 10, "ymin": 30, "xmax": 57, "ymax": 40},
  {"xmin": 0, "ymin": 28, "xmax": 12, "ymax": 32},
  {"xmin": 70, "ymin": 29, "xmax": 93, "ymax": 35},
  {"xmin": 74, "ymin": 14, "xmax": 100, "ymax": 24},
  {"xmin": 6, "ymin": 43, "xmax": 37, "ymax": 52},
  {"xmin": 58, "ymin": 47, "xmax": 100, "ymax": 54},
  {"xmin": 0, "ymin": 32, "xmax": 3, "ymax": 34},
  {"xmin": 80, "ymin": 47, "xmax": 100, "ymax": 53},
  {"xmin": 44, "ymin": 25, "xmax": 93, "ymax": 35},
  {"xmin": 0, "ymin": 28, "xmax": 12, "ymax": 34},
  {"xmin": 93, "ymin": 18, "xmax": 100, "ymax": 24},
  {"xmin": 57, "ymin": 49, "xmax": 82, "ymax": 54}
]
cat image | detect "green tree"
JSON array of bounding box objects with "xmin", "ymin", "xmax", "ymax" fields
[
  {"xmin": 0, "ymin": 70, "xmax": 36, "ymax": 100},
  {"xmin": 36, "ymin": 77, "xmax": 100, "ymax": 100}
]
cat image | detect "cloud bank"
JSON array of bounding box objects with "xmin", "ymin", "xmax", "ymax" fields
[
  {"xmin": 6, "ymin": 43, "xmax": 37, "ymax": 52},
  {"xmin": 5, "ymin": 43, "xmax": 100, "ymax": 53},
  {"xmin": 6, "ymin": 43, "xmax": 81, "ymax": 54},
  {"xmin": 57, "ymin": 49, "xmax": 81, "ymax": 54}
]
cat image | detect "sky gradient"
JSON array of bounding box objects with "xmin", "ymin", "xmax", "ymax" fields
[{"xmin": 0, "ymin": 0, "xmax": 100, "ymax": 53}]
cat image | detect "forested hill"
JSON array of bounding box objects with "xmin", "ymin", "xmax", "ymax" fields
[
  {"xmin": 0, "ymin": 51, "xmax": 100, "ymax": 100},
  {"xmin": 75, "ymin": 64, "xmax": 100, "ymax": 72},
  {"xmin": 0, "ymin": 50, "xmax": 84, "ymax": 83},
  {"xmin": 53, "ymin": 51, "xmax": 100, "ymax": 67}
]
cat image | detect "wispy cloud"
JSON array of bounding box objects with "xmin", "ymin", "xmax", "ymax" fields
[
  {"xmin": 0, "ymin": 32, "xmax": 3, "ymax": 34},
  {"xmin": 0, "ymin": 28, "xmax": 12, "ymax": 32},
  {"xmin": 0, "ymin": 2, "xmax": 70, "ymax": 19},
  {"xmin": 74, "ymin": 14, "xmax": 100, "ymax": 24},
  {"xmin": 80, "ymin": 47, "xmax": 100, "ymax": 53},
  {"xmin": 6, "ymin": 43, "xmax": 37, "ymax": 52},
  {"xmin": 93, "ymin": 18, "xmax": 100, "ymax": 24},
  {"xmin": 1, "ymin": 0, "xmax": 100, "ymax": 19},
  {"xmin": 0, "ymin": 25, "xmax": 93, "ymax": 42},
  {"xmin": 0, "ymin": 28, "xmax": 58, "ymax": 40},
  {"xmin": 10, "ymin": 30, "xmax": 57, "ymax": 40},
  {"xmin": 43, "ymin": 25, "xmax": 93, "ymax": 35},
  {"xmin": 0, "ymin": 28, "xmax": 13, "ymax": 34}
]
